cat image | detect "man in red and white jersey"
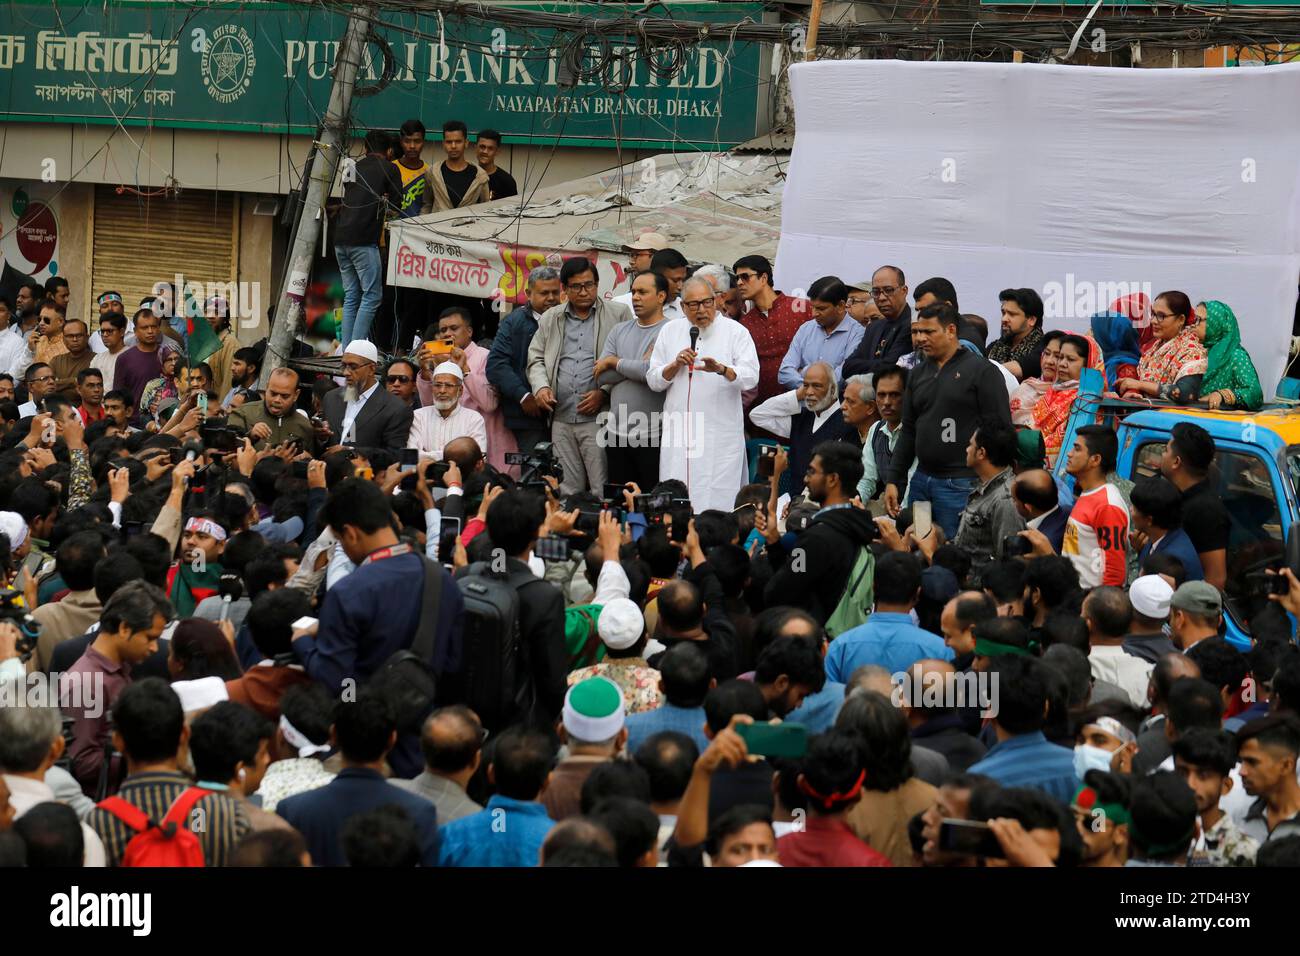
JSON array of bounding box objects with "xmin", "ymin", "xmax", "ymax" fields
[{"xmin": 1062, "ymin": 424, "xmax": 1130, "ymax": 588}]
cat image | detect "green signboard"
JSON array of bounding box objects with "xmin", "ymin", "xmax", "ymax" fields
[{"xmin": 0, "ymin": 1, "xmax": 768, "ymax": 148}]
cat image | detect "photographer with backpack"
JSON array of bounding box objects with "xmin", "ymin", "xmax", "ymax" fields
[
  {"xmin": 292, "ymin": 478, "xmax": 464, "ymax": 779},
  {"xmin": 453, "ymin": 488, "xmax": 567, "ymax": 734}
]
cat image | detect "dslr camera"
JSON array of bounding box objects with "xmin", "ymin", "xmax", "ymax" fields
[
  {"xmin": 505, "ymin": 442, "xmax": 563, "ymax": 490},
  {"xmin": 0, "ymin": 588, "xmax": 42, "ymax": 662}
]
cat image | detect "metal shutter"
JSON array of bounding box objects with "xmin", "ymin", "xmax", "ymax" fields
[{"xmin": 91, "ymin": 186, "xmax": 238, "ymax": 313}]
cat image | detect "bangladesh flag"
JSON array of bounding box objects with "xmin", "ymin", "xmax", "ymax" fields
[{"xmin": 183, "ymin": 292, "xmax": 223, "ymax": 366}]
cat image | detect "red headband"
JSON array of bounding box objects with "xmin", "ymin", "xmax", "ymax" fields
[{"xmin": 797, "ymin": 769, "xmax": 867, "ymax": 812}]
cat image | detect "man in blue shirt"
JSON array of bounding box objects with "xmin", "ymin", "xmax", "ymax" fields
[
  {"xmin": 1130, "ymin": 476, "xmax": 1204, "ymax": 581},
  {"xmin": 625, "ymin": 642, "xmax": 711, "ymax": 754},
  {"xmin": 438, "ymin": 727, "xmax": 557, "ymax": 866},
  {"xmin": 968, "ymin": 655, "xmax": 1079, "ymax": 804},
  {"xmin": 278, "ymin": 694, "xmax": 441, "ymax": 866},
  {"xmin": 292, "ymin": 478, "xmax": 464, "ymax": 778},
  {"xmin": 825, "ymin": 552, "xmax": 953, "ymax": 683},
  {"xmin": 777, "ymin": 276, "xmax": 865, "ymax": 390}
]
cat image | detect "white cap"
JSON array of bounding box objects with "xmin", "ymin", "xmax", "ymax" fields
[
  {"xmin": 597, "ymin": 598, "xmax": 644, "ymax": 650},
  {"xmin": 432, "ymin": 361, "xmax": 464, "ymax": 381},
  {"xmin": 626, "ymin": 232, "xmax": 669, "ymax": 252},
  {"xmin": 343, "ymin": 339, "xmax": 379, "ymax": 364},
  {"xmin": 1130, "ymin": 574, "xmax": 1174, "ymax": 619},
  {"xmin": 0, "ymin": 511, "xmax": 28, "ymax": 551}
]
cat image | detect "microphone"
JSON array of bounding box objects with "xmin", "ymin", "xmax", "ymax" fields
[
  {"xmin": 688, "ymin": 325, "xmax": 699, "ymax": 376},
  {"xmin": 182, "ymin": 440, "xmax": 205, "ymax": 463},
  {"xmin": 217, "ymin": 573, "xmax": 244, "ymax": 622}
]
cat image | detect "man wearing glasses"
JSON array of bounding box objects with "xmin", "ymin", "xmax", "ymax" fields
[
  {"xmin": 843, "ymin": 266, "xmax": 913, "ymax": 379},
  {"xmin": 526, "ymin": 257, "xmax": 632, "ymax": 495},
  {"xmin": 733, "ymin": 255, "xmax": 807, "ymax": 411},
  {"xmin": 18, "ymin": 362, "xmax": 56, "ymax": 417},
  {"xmin": 317, "ymin": 339, "xmax": 413, "ymax": 453},
  {"xmin": 647, "ymin": 276, "xmax": 760, "ymax": 512}
]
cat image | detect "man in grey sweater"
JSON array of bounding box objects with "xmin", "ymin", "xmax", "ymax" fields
[{"xmin": 595, "ymin": 272, "xmax": 672, "ymax": 490}]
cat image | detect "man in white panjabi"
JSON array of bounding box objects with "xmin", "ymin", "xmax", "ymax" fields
[
  {"xmin": 407, "ymin": 361, "xmax": 488, "ymax": 460},
  {"xmin": 647, "ymin": 276, "xmax": 760, "ymax": 512}
]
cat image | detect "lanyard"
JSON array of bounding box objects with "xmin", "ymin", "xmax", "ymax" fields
[{"xmin": 362, "ymin": 542, "xmax": 412, "ymax": 565}]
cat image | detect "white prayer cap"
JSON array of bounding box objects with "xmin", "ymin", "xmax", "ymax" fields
[
  {"xmin": 433, "ymin": 361, "xmax": 464, "ymax": 381},
  {"xmin": 343, "ymin": 340, "xmax": 380, "ymax": 364},
  {"xmin": 0, "ymin": 512, "xmax": 28, "ymax": 551}
]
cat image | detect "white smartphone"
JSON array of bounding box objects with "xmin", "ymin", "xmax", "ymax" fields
[
  {"xmin": 291, "ymin": 616, "xmax": 319, "ymax": 631},
  {"xmin": 913, "ymin": 501, "xmax": 933, "ymax": 539}
]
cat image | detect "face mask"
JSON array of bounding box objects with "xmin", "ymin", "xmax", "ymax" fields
[{"xmin": 1074, "ymin": 744, "xmax": 1115, "ymax": 780}]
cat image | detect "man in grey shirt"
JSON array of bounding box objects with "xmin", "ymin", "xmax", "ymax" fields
[
  {"xmin": 526, "ymin": 258, "xmax": 632, "ymax": 495},
  {"xmin": 595, "ymin": 271, "xmax": 671, "ymax": 491},
  {"xmin": 390, "ymin": 706, "xmax": 484, "ymax": 826}
]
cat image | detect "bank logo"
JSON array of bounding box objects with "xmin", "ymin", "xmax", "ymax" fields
[{"xmin": 202, "ymin": 24, "xmax": 256, "ymax": 104}]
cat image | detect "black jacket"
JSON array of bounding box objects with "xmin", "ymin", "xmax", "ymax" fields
[
  {"xmin": 322, "ymin": 382, "xmax": 413, "ymax": 454},
  {"xmin": 485, "ymin": 306, "xmax": 540, "ymax": 431},
  {"xmin": 887, "ymin": 347, "xmax": 1012, "ymax": 484},
  {"xmin": 649, "ymin": 560, "xmax": 740, "ymax": 681},
  {"xmin": 843, "ymin": 305, "xmax": 913, "ymax": 378},
  {"xmin": 912, "ymin": 713, "xmax": 987, "ymax": 772},
  {"xmin": 762, "ymin": 506, "xmax": 878, "ymax": 626}
]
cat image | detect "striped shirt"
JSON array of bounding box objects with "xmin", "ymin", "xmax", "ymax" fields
[{"xmin": 86, "ymin": 770, "xmax": 250, "ymax": 867}]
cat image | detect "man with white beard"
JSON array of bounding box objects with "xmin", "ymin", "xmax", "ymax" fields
[
  {"xmin": 317, "ymin": 339, "xmax": 414, "ymax": 453},
  {"xmin": 646, "ymin": 276, "xmax": 759, "ymax": 512},
  {"xmin": 748, "ymin": 361, "xmax": 859, "ymax": 497},
  {"xmin": 408, "ymin": 361, "xmax": 489, "ymax": 460}
]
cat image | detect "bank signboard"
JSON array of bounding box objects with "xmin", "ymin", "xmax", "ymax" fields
[{"xmin": 0, "ymin": 1, "xmax": 768, "ymax": 148}]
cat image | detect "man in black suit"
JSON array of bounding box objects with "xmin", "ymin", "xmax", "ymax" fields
[
  {"xmin": 1012, "ymin": 468, "xmax": 1072, "ymax": 555},
  {"xmin": 314, "ymin": 339, "xmax": 413, "ymax": 453}
]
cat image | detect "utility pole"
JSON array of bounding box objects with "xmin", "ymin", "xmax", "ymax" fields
[{"xmin": 260, "ymin": 4, "xmax": 373, "ymax": 389}]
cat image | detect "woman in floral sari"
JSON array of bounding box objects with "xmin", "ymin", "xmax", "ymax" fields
[
  {"xmin": 1114, "ymin": 291, "xmax": 1205, "ymax": 399},
  {"xmin": 1008, "ymin": 330, "xmax": 1065, "ymax": 426},
  {"xmin": 140, "ymin": 346, "xmax": 182, "ymax": 423},
  {"xmin": 1031, "ymin": 333, "xmax": 1102, "ymax": 465},
  {"xmin": 1195, "ymin": 301, "xmax": 1263, "ymax": 411}
]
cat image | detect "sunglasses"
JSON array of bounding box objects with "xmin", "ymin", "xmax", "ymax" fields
[{"xmin": 386, "ymin": 375, "xmax": 412, "ymax": 384}]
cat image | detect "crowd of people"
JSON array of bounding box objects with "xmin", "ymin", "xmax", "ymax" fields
[{"xmin": 0, "ymin": 121, "xmax": 1298, "ymax": 869}]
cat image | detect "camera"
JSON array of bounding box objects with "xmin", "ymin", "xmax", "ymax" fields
[
  {"xmin": 0, "ymin": 588, "xmax": 42, "ymax": 661},
  {"xmin": 505, "ymin": 442, "xmax": 563, "ymax": 490},
  {"xmin": 1002, "ymin": 533, "xmax": 1033, "ymax": 558},
  {"xmin": 200, "ymin": 417, "xmax": 245, "ymax": 453}
]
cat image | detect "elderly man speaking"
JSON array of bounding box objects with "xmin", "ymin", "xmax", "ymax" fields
[
  {"xmin": 408, "ymin": 361, "xmax": 488, "ymax": 460},
  {"xmin": 647, "ymin": 276, "xmax": 759, "ymax": 512}
]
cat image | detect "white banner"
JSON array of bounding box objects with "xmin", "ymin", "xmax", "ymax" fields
[
  {"xmin": 385, "ymin": 224, "xmax": 631, "ymax": 306},
  {"xmin": 776, "ymin": 59, "xmax": 1300, "ymax": 397}
]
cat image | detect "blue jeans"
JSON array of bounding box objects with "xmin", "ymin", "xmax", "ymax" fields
[
  {"xmin": 336, "ymin": 244, "xmax": 383, "ymax": 346},
  {"xmin": 906, "ymin": 470, "xmax": 976, "ymax": 541}
]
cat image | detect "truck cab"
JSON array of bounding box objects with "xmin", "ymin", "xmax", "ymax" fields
[{"xmin": 1056, "ymin": 371, "xmax": 1300, "ymax": 651}]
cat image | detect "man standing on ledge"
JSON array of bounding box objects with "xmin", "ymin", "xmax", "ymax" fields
[
  {"xmin": 430, "ymin": 120, "xmax": 490, "ymax": 211},
  {"xmin": 648, "ymin": 276, "xmax": 759, "ymax": 512},
  {"xmin": 475, "ymin": 128, "xmax": 518, "ymax": 201}
]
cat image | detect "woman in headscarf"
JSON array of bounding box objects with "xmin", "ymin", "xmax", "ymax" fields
[
  {"xmin": 1114, "ymin": 291, "xmax": 1205, "ymax": 400},
  {"xmin": 1031, "ymin": 332, "xmax": 1102, "ymax": 465},
  {"xmin": 139, "ymin": 344, "xmax": 182, "ymax": 424},
  {"xmin": 1008, "ymin": 330, "xmax": 1066, "ymax": 426},
  {"xmin": 1111, "ymin": 292, "xmax": 1154, "ymax": 355},
  {"xmin": 1195, "ymin": 301, "xmax": 1263, "ymax": 411},
  {"xmin": 1091, "ymin": 312, "xmax": 1142, "ymax": 391}
]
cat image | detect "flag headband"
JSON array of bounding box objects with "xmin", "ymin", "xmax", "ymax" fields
[
  {"xmin": 797, "ymin": 769, "xmax": 866, "ymax": 813},
  {"xmin": 1072, "ymin": 786, "xmax": 1132, "ymax": 828},
  {"xmin": 279, "ymin": 715, "xmax": 331, "ymax": 758},
  {"xmin": 97, "ymin": 292, "xmax": 123, "ymax": 304},
  {"xmin": 1085, "ymin": 717, "xmax": 1137, "ymax": 747},
  {"xmin": 974, "ymin": 637, "xmax": 1038, "ymax": 659},
  {"xmin": 184, "ymin": 517, "xmax": 227, "ymax": 542}
]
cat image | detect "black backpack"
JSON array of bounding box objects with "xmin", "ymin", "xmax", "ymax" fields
[
  {"xmin": 454, "ymin": 562, "xmax": 543, "ymax": 733},
  {"xmin": 368, "ymin": 557, "xmax": 444, "ymax": 734}
]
